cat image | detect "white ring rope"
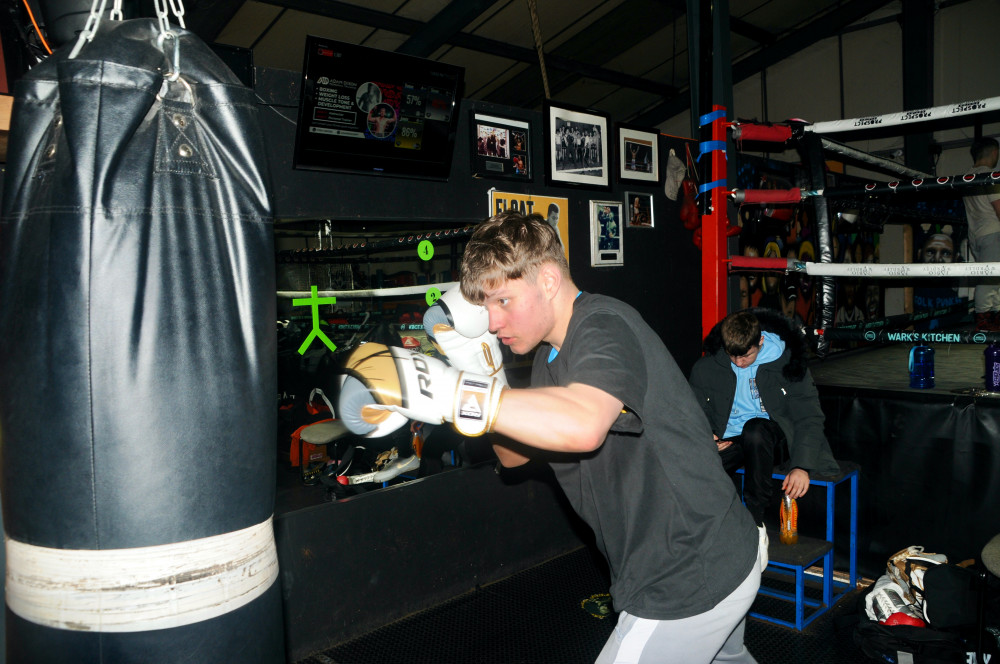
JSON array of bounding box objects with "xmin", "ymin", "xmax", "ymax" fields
[
  {"xmin": 6, "ymin": 517, "xmax": 278, "ymax": 632},
  {"xmin": 791, "ymin": 261, "xmax": 1000, "ymax": 279},
  {"xmin": 804, "ymin": 96, "xmax": 1000, "ymax": 135},
  {"xmin": 277, "ymin": 281, "xmax": 459, "ymax": 299}
]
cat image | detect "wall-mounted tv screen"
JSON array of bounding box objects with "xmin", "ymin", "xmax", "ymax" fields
[{"xmin": 293, "ymin": 36, "xmax": 465, "ymax": 180}]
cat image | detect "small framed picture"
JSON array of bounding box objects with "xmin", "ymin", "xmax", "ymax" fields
[
  {"xmin": 470, "ymin": 111, "xmax": 532, "ymax": 181},
  {"xmin": 546, "ymin": 102, "xmax": 611, "ymax": 189},
  {"xmin": 617, "ymin": 123, "xmax": 660, "ymax": 184},
  {"xmin": 590, "ymin": 200, "xmax": 624, "ymax": 267},
  {"xmin": 624, "ymin": 191, "xmax": 654, "ymax": 228}
]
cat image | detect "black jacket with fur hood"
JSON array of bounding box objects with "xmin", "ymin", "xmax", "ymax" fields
[{"xmin": 689, "ymin": 308, "xmax": 840, "ymax": 476}]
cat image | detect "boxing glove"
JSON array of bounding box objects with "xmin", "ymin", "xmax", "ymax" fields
[
  {"xmin": 430, "ymin": 286, "xmax": 490, "ymax": 337},
  {"xmin": 337, "ymin": 372, "xmax": 410, "ymax": 438},
  {"xmin": 424, "ymin": 287, "xmax": 507, "ymax": 385},
  {"xmin": 338, "ymin": 343, "xmax": 505, "ymax": 438},
  {"xmin": 680, "ymin": 178, "xmax": 700, "ymax": 230}
]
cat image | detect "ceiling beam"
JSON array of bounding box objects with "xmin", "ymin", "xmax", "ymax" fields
[
  {"xmin": 730, "ymin": 0, "xmax": 893, "ymax": 82},
  {"xmin": 269, "ymin": 0, "xmax": 420, "ymax": 34},
  {"xmin": 482, "ymin": 0, "xmax": 679, "ymax": 109},
  {"xmin": 396, "ymin": 0, "xmax": 502, "ymax": 58},
  {"xmin": 657, "ymin": 0, "xmax": 771, "ymax": 44},
  {"xmin": 631, "ymin": 0, "xmax": 893, "ymax": 127},
  {"xmin": 730, "ymin": 16, "xmax": 774, "ymax": 45},
  {"xmin": 181, "ymin": 0, "xmax": 248, "ymax": 43},
  {"xmin": 257, "ymin": 0, "xmax": 671, "ymax": 96}
]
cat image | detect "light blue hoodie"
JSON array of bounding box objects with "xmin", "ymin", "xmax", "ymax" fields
[{"xmin": 723, "ymin": 330, "xmax": 785, "ymax": 439}]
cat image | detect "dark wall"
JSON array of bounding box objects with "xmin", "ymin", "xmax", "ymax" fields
[{"xmin": 256, "ymin": 66, "xmax": 705, "ymax": 374}]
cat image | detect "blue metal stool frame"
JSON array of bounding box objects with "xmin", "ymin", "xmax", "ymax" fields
[{"xmin": 736, "ymin": 461, "xmax": 860, "ymax": 630}]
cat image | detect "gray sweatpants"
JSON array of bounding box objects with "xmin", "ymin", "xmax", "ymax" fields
[{"xmin": 594, "ymin": 539, "xmax": 763, "ymax": 664}]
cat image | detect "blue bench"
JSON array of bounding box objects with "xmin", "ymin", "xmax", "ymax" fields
[{"xmin": 736, "ymin": 460, "xmax": 860, "ymax": 630}]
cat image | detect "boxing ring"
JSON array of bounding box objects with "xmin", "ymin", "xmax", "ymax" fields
[{"xmin": 694, "ymin": 96, "xmax": 1000, "ymax": 578}]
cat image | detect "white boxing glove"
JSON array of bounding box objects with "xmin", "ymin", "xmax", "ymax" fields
[
  {"xmin": 337, "ymin": 373, "xmax": 410, "ymax": 438},
  {"xmin": 433, "ymin": 286, "xmax": 490, "ymax": 337},
  {"xmin": 338, "ymin": 342, "xmax": 506, "ymax": 438},
  {"xmin": 424, "ymin": 287, "xmax": 507, "ymax": 386}
]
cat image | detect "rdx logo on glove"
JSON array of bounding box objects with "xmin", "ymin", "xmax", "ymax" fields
[
  {"xmin": 410, "ymin": 352, "xmax": 486, "ymax": 424},
  {"xmin": 458, "ymin": 379, "xmax": 491, "ymax": 422},
  {"xmin": 338, "ymin": 342, "xmax": 506, "ymax": 439},
  {"xmin": 411, "ymin": 355, "xmax": 433, "ymax": 399}
]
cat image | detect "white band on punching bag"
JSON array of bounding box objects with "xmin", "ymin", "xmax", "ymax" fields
[{"xmin": 6, "ymin": 516, "xmax": 278, "ymax": 632}]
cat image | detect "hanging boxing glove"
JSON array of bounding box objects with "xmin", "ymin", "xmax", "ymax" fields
[{"xmin": 680, "ymin": 178, "xmax": 700, "ymax": 230}]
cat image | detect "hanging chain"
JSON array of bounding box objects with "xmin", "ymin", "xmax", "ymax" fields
[
  {"xmin": 67, "ymin": 0, "xmax": 188, "ymax": 85},
  {"xmin": 154, "ymin": 0, "xmax": 172, "ymax": 35},
  {"xmin": 154, "ymin": 0, "xmax": 187, "ymax": 32},
  {"xmin": 68, "ymin": 0, "xmax": 110, "ymax": 59},
  {"xmin": 525, "ymin": 0, "xmax": 551, "ymax": 100},
  {"xmin": 167, "ymin": 0, "xmax": 186, "ymax": 29},
  {"xmin": 154, "ymin": 0, "xmax": 189, "ymax": 82}
]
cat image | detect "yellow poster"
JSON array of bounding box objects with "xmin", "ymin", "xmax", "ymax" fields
[{"xmin": 487, "ymin": 190, "xmax": 570, "ymax": 264}]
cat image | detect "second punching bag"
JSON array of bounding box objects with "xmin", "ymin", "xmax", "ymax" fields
[{"xmin": 0, "ymin": 16, "xmax": 283, "ymax": 664}]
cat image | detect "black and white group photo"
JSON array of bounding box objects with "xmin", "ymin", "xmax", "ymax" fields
[{"xmin": 554, "ymin": 118, "xmax": 604, "ymax": 177}]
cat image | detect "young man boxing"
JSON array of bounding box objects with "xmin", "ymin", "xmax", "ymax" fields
[{"xmin": 339, "ymin": 211, "xmax": 763, "ymax": 664}]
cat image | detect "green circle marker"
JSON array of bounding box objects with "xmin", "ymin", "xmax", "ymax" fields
[
  {"xmin": 425, "ymin": 287, "xmax": 442, "ymax": 307},
  {"xmin": 418, "ymin": 240, "xmax": 434, "ymax": 261}
]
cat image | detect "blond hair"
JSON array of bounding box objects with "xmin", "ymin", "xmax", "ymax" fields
[{"xmin": 460, "ymin": 210, "xmax": 569, "ymax": 303}]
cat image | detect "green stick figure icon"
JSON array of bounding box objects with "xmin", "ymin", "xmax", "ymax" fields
[{"xmin": 292, "ymin": 285, "xmax": 337, "ymax": 355}]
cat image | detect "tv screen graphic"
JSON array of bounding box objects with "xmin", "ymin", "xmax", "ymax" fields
[{"xmin": 294, "ymin": 36, "xmax": 465, "ymax": 180}]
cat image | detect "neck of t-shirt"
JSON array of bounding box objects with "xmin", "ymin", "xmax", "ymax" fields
[{"xmin": 548, "ymin": 291, "xmax": 583, "ymax": 362}]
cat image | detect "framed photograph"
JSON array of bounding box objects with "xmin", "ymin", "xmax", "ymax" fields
[
  {"xmin": 590, "ymin": 200, "xmax": 624, "ymax": 267},
  {"xmin": 624, "ymin": 191, "xmax": 654, "ymax": 228},
  {"xmin": 617, "ymin": 124, "xmax": 660, "ymax": 183},
  {"xmin": 470, "ymin": 112, "xmax": 532, "ymax": 181},
  {"xmin": 546, "ymin": 102, "xmax": 611, "ymax": 189}
]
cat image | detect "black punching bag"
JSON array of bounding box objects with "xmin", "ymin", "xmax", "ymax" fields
[{"xmin": 0, "ymin": 18, "xmax": 282, "ymax": 663}]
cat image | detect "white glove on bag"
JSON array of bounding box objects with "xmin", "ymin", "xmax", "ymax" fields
[
  {"xmin": 337, "ymin": 373, "xmax": 410, "ymax": 438},
  {"xmin": 338, "ymin": 343, "xmax": 506, "ymax": 438},
  {"xmin": 424, "ymin": 287, "xmax": 507, "ymax": 386}
]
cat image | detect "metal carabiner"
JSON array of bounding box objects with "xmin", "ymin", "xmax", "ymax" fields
[{"xmin": 156, "ymin": 30, "xmax": 181, "ymax": 82}]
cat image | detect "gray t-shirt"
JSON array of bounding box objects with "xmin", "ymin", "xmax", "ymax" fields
[{"xmin": 532, "ymin": 292, "xmax": 758, "ymax": 619}]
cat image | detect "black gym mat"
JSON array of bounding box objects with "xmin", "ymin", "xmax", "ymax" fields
[{"xmin": 294, "ymin": 546, "xmax": 871, "ymax": 664}]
